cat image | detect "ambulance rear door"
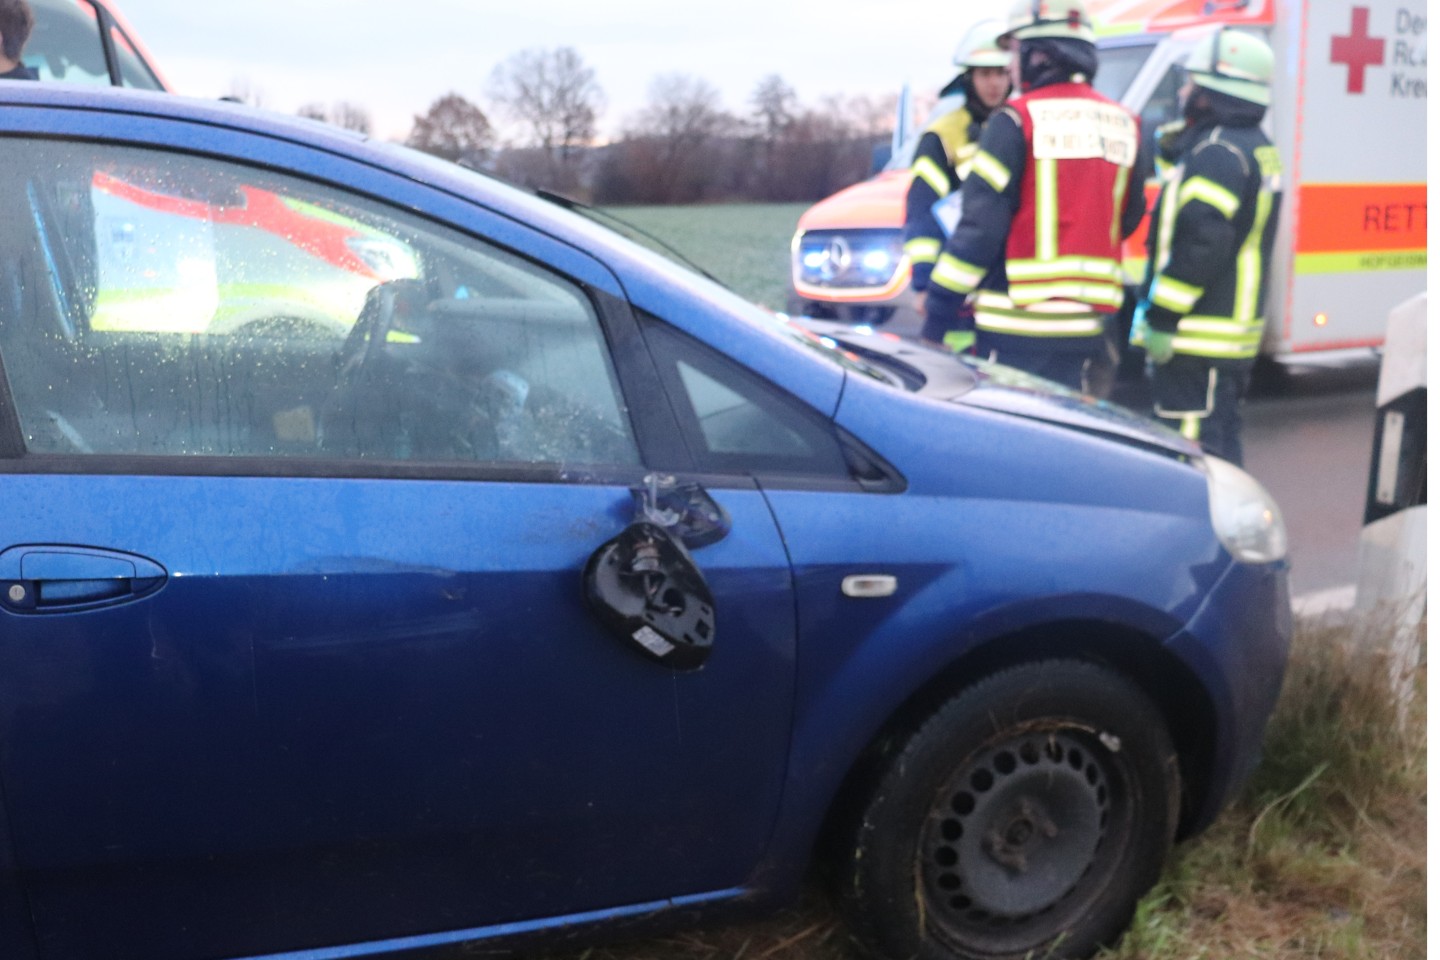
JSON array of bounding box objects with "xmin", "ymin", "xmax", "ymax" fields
[{"xmin": 1274, "ymin": 0, "xmax": 1427, "ymax": 358}]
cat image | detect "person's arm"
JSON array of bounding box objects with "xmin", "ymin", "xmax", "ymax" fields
[
  {"xmin": 904, "ymin": 130, "xmax": 957, "ymax": 291},
  {"xmin": 923, "ymin": 108, "xmax": 1025, "ymax": 329},
  {"xmin": 1119, "ymin": 155, "xmax": 1148, "ymax": 241},
  {"xmin": 1146, "ymin": 141, "xmax": 1249, "ymax": 334}
]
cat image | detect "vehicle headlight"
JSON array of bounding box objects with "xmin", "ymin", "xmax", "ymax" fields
[
  {"xmin": 1203, "ymin": 456, "xmax": 1287, "ymax": 563},
  {"xmin": 794, "ymin": 231, "xmax": 904, "ymax": 287}
]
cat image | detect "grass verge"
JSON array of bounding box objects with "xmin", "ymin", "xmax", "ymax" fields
[
  {"xmin": 535, "ymin": 614, "xmax": 1426, "ymax": 960},
  {"xmin": 1105, "ymin": 613, "xmax": 1426, "ymax": 959}
]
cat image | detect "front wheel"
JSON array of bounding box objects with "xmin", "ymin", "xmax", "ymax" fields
[{"xmin": 839, "ymin": 660, "xmax": 1180, "ymax": 960}]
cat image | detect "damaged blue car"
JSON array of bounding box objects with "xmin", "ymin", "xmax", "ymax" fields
[{"xmin": 0, "ymin": 84, "xmax": 1290, "ymax": 960}]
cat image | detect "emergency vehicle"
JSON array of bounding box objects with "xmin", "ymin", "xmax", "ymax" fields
[
  {"xmin": 20, "ymin": 0, "xmax": 420, "ymax": 338},
  {"xmin": 790, "ymin": 0, "xmax": 1427, "ymax": 361},
  {"xmin": 25, "ymin": 0, "xmax": 167, "ymax": 90}
]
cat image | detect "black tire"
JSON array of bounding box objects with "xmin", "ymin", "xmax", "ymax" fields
[
  {"xmin": 838, "ymin": 304, "xmax": 897, "ymax": 327},
  {"xmin": 838, "ymin": 660, "xmax": 1180, "ymax": 960}
]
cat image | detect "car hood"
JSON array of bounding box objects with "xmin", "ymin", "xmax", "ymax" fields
[
  {"xmin": 951, "ymin": 359, "xmax": 1198, "ymax": 457},
  {"xmin": 797, "ymin": 318, "xmax": 1198, "ymax": 458}
]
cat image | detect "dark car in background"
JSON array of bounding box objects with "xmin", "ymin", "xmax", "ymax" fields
[{"xmin": 0, "ymin": 84, "xmax": 1291, "ymax": 960}]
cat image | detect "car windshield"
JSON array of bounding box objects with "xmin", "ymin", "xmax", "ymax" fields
[
  {"xmin": 538, "ymin": 193, "xmax": 728, "ymax": 287},
  {"xmin": 1094, "ymin": 41, "xmax": 1157, "ymax": 103},
  {"xmin": 377, "ymin": 145, "xmax": 911, "ymax": 389},
  {"xmin": 770, "ymin": 319, "xmax": 908, "ymax": 388}
]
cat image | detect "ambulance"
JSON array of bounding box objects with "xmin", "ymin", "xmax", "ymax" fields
[
  {"xmin": 24, "ymin": 0, "xmax": 168, "ymax": 90},
  {"xmin": 20, "ymin": 0, "xmax": 421, "ymax": 339},
  {"xmin": 789, "ymin": 0, "xmax": 1427, "ymax": 361}
]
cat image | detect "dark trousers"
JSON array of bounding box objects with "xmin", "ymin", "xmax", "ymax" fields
[
  {"xmin": 1149, "ymin": 354, "xmax": 1254, "ymax": 465},
  {"xmin": 981, "ymin": 336, "xmax": 1117, "ymax": 397}
]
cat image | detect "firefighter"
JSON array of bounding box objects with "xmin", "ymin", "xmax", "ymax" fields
[
  {"xmin": 923, "ymin": 0, "xmax": 1146, "ymax": 395},
  {"xmin": 1132, "ymin": 28, "xmax": 1281, "ymax": 466},
  {"xmin": 905, "ymin": 21, "xmax": 1012, "ymax": 351}
]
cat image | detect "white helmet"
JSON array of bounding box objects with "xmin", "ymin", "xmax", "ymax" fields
[
  {"xmin": 953, "ymin": 20, "xmax": 1011, "ymax": 70},
  {"xmin": 999, "ymin": 0, "xmax": 1096, "ymax": 47},
  {"xmin": 1185, "ymin": 28, "xmax": 1275, "ymax": 106}
]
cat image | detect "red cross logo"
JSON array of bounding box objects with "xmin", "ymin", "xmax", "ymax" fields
[{"xmin": 1331, "ymin": 6, "xmax": 1386, "ymax": 94}]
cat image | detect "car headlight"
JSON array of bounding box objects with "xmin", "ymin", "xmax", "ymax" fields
[
  {"xmin": 794, "ymin": 231, "xmax": 905, "ymax": 287},
  {"xmin": 1203, "ymin": 456, "xmax": 1287, "ymax": 563}
]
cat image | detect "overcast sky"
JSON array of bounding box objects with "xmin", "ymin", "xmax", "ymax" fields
[{"xmin": 117, "ymin": 1, "xmax": 1009, "ymax": 142}]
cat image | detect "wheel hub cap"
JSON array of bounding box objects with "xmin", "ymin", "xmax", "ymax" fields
[{"xmin": 922, "ymin": 732, "xmax": 1113, "ymax": 922}]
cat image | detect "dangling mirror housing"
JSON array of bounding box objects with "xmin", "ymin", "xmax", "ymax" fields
[{"xmin": 584, "ymin": 521, "xmax": 716, "ymax": 671}]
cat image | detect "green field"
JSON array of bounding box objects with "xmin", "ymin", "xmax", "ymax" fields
[{"xmin": 600, "ymin": 203, "xmax": 809, "ymax": 311}]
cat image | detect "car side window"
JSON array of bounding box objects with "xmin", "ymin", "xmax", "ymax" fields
[
  {"xmin": 0, "ymin": 139, "xmax": 639, "ymax": 469},
  {"xmin": 640, "ymin": 315, "xmax": 849, "ymax": 478}
]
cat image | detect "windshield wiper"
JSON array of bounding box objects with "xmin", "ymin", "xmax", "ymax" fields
[{"xmin": 534, "ymin": 189, "xmax": 728, "ymax": 288}]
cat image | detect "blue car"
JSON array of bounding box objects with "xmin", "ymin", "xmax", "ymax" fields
[{"xmin": 0, "ymin": 84, "xmax": 1291, "ymax": 960}]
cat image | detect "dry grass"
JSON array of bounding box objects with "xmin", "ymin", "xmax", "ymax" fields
[
  {"xmin": 1105, "ymin": 613, "xmax": 1427, "ymax": 959},
  {"xmin": 530, "ymin": 614, "xmax": 1426, "ymax": 960}
]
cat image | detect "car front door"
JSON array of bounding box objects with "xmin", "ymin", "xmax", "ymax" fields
[{"xmin": 0, "ymin": 126, "xmax": 796, "ymax": 960}]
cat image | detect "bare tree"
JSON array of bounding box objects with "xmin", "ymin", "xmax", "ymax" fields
[
  {"xmin": 296, "ymin": 101, "xmax": 373, "ymax": 135},
  {"xmin": 330, "ymin": 102, "xmax": 373, "ymax": 135},
  {"xmin": 224, "ymin": 76, "xmax": 267, "ymax": 108},
  {"xmin": 847, "ymin": 91, "xmax": 901, "ymax": 139},
  {"xmin": 622, "ymin": 73, "xmax": 738, "ymax": 202},
  {"xmin": 488, "ymin": 46, "xmax": 605, "ymax": 166},
  {"xmin": 406, "ymin": 93, "xmax": 494, "ymax": 163},
  {"xmin": 749, "ymin": 74, "xmax": 797, "ymax": 141}
]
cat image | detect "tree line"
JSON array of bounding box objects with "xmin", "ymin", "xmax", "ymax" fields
[{"xmin": 229, "ymin": 47, "xmax": 900, "ymax": 206}]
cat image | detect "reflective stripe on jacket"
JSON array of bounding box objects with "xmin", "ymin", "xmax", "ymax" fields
[
  {"xmin": 904, "ymin": 107, "xmax": 978, "ymax": 290},
  {"xmin": 1142, "ymin": 124, "xmax": 1283, "ymax": 360},
  {"xmin": 925, "ymin": 80, "xmax": 1145, "ymax": 346}
]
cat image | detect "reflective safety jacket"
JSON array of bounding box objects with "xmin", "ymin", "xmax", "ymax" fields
[
  {"xmin": 927, "ymin": 80, "xmax": 1145, "ymax": 351},
  {"xmin": 904, "ymin": 107, "xmax": 979, "ymax": 291},
  {"xmin": 1138, "ymin": 120, "xmax": 1283, "ymax": 360}
]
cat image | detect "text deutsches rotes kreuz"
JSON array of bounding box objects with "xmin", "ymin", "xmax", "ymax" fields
[{"xmin": 1392, "ymin": 8, "xmax": 1427, "ymax": 98}]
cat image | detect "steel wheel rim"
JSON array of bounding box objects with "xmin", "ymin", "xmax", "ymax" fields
[{"xmin": 919, "ymin": 728, "xmax": 1127, "ymax": 946}]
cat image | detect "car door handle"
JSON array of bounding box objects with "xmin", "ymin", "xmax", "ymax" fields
[{"xmin": 0, "ymin": 545, "xmax": 167, "ymax": 613}]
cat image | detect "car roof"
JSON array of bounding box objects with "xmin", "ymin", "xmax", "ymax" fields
[{"xmin": 0, "ymin": 83, "xmax": 579, "ymax": 235}]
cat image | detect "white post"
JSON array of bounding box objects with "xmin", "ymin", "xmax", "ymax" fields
[{"xmin": 1354, "ymin": 292, "xmax": 1426, "ymax": 699}]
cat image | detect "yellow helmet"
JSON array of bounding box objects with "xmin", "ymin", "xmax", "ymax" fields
[
  {"xmin": 1185, "ymin": 28, "xmax": 1275, "ymax": 106},
  {"xmin": 999, "ymin": 0, "xmax": 1095, "ymax": 47},
  {"xmin": 953, "ymin": 21, "xmax": 1011, "ymax": 70}
]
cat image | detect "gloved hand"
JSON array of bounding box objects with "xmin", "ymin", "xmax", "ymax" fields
[
  {"xmin": 1129, "ymin": 298, "xmax": 1151, "ymax": 347},
  {"xmin": 1144, "ymin": 327, "xmax": 1176, "ymax": 364},
  {"xmin": 942, "ymin": 330, "xmax": 976, "ymax": 354}
]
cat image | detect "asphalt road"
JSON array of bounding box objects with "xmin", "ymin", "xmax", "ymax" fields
[{"xmin": 1236, "ymin": 362, "xmax": 1382, "ymax": 597}]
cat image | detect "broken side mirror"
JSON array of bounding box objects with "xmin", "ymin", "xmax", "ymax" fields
[
  {"xmin": 631, "ymin": 475, "xmax": 731, "ymax": 549},
  {"xmin": 584, "ymin": 521, "xmax": 716, "ymax": 671}
]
